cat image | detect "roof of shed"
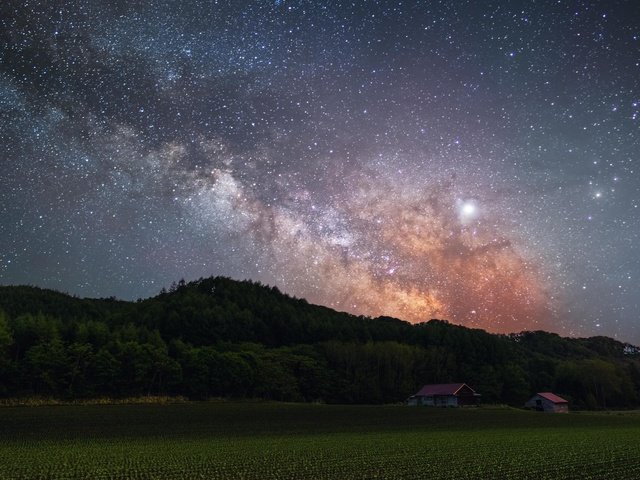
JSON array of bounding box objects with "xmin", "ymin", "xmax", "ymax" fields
[
  {"xmin": 537, "ymin": 392, "xmax": 568, "ymax": 404},
  {"xmin": 414, "ymin": 383, "xmax": 476, "ymax": 396}
]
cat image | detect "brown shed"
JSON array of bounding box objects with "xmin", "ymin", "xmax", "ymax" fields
[
  {"xmin": 407, "ymin": 383, "xmax": 480, "ymax": 407},
  {"xmin": 524, "ymin": 392, "xmax": 569, "ymax": 413}
]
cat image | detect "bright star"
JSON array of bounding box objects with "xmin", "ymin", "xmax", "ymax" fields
[
  {"xmin": 462, "ymin": 203, "xmax": 476, "ymax": 216},
  {"xmin": 458, "ymin": 199, "xmax": 479, "ymax": 223}
]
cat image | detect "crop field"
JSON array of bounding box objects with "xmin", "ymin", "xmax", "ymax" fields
[{"xmin": 1, "ymin": 403, "xmax": 639, "ymax": 479}]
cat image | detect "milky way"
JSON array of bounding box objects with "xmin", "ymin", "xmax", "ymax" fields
[{"xmin": 1, "ymin": 1, "xmax": 639, "ymax": 341}]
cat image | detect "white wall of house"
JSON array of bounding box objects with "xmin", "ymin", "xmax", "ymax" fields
[{"xmin": 408, "ymin": 395, "xmax": 458, "ymax": 407}]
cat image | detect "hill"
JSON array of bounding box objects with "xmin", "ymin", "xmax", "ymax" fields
[{"xmin": 0, "ymin": 276, "xmax": 638, "ymax": 408}]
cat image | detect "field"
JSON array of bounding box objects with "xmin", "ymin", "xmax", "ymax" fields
[{"xmin": 1, "ymin": 403, "xmax": 640, "ymax": 479}]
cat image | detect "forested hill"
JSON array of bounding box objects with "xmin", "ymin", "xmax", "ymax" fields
[{"xmin": 0, "ymin": 277, "xmax": 638, "ymax": 408}]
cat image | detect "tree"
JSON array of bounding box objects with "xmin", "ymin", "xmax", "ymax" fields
[
  {"xmin": 24, "ymin": 339, "xmax": 69, "ymax": 395},
  {"xmin": 67, "ymin": 343, "xmax": 94, "ymax": 397},
  {"xmin": 0, "ymin": 311, "xmax": 12, "ymax": 355},
  {"xmin": 555, "ymin": 359, "xmax": 629, "ymax": 409}
]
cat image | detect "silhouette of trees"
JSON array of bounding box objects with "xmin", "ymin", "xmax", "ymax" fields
[{"xmin": 0, "ymin": 278, "xmax": 638, "ymax": 408}]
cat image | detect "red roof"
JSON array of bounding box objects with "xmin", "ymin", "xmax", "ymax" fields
[
  {"xmin": 414, "ymin": 383, "xmax": 475, "ymax": 396},
  {"xmin": 537, "ymin": 392, "xmax": 568, "ymax": 404}
]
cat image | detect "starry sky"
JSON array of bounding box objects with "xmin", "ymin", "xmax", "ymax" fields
[{"xmin": 1, "ymin": 1, "xmax": 639, "ymax": 342}]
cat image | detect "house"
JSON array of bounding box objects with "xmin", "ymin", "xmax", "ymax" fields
[
  {"xmin": 407, "ymin": 383, "xmax": 480, "ymax": 407},
  {"xmin": 524, "ymin": 392, "xmax": 569, "ymax": 413}
]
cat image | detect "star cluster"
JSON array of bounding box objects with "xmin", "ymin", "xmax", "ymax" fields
[{"xmin": 1, "ymin": 1, "xmax": 639, "ymax": 341}]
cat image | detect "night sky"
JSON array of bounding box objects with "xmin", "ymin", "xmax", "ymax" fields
[{"xmin": 1, "ymin": 1, "xmax": 639, "ymax": 342}]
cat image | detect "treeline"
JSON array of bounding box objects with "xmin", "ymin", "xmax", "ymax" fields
[{"xmin": 0, "ymin": 277, "xmax": 639, "ymax": 408}]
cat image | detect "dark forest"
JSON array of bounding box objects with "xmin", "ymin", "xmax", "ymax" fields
[{"xmin": 0, "ymin": 277, "xmax": 638, "ymax": 409}]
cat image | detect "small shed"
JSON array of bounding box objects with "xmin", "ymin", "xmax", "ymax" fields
[
  {"xmin": 524, "ymin": 392, "xmax": 569, "ymax": 413},
  {"xmin": 407, "ymin": 383, "xmax": 480, "ymax": 407}
]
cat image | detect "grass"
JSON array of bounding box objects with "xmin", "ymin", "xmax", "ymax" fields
[
  {"xmin": 0, "ymin": 402, "xmax": 639, "ymax": 479},
  {"xmin": 0, "ymin": 395, "xmax": 189, "ymax": 407}
]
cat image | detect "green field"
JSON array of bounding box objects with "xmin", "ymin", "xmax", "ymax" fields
[{"xmin": 1, "ymin": 403, "xmax": 639, "ymax": 479}]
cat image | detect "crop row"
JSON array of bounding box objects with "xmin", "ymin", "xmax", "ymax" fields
[{"xmin": 1, "ymin": 426, "xmax": 640, "ymax": 479}]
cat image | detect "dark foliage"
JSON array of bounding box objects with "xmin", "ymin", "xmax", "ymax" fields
[{"xmin": 0, "ymin": 277, "xmax": 638, "ymax": 408}]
